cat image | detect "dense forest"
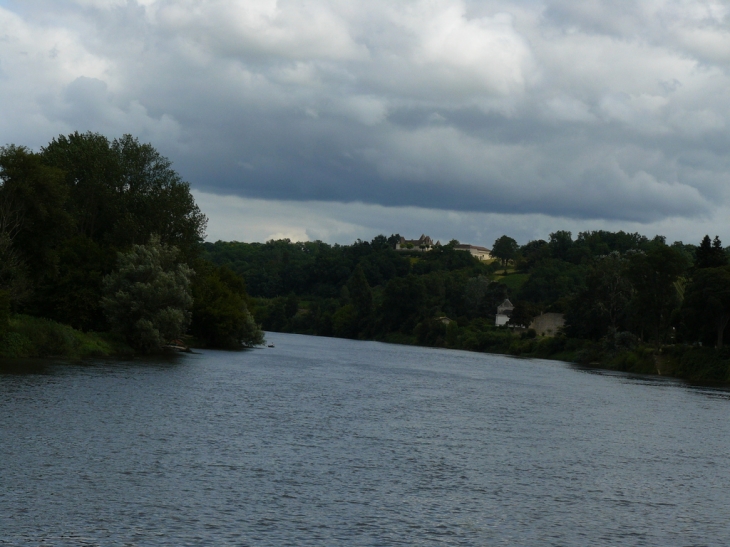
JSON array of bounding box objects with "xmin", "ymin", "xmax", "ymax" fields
[
  {"xmin": 202, "ymin": 231, "xmax": 730, "ymax": 383},
  {"xmin": 0, "ymin": 132, "xmax": 262, "ymax": 357}
]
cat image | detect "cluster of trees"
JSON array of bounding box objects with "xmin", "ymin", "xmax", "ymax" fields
[
  {"xmin": 204, "ymin": 230, "xmax": 730, "ymax": 354},
  {"xmin": 504, "ymin": 231, "xmax": 729, "ymax": 349},
  {"xmin": 0, "ymin": 132, "xmax": 262, "ymax": 352},
  {"xmin": 204, "ymin": 238, "xmax": 508, "ymax": 344}
]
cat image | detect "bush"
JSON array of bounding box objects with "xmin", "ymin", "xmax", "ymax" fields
[
  {"xmin": 101, "ymin": 236, "xmax": 193, "ymax": 352},
  {"xmin": 0, "ymin": 314, "xmax": 129, "ymax": 358},
  {"xmin": 333, "ymin": 304, "xmax": 358, "ymax": 338},
  {"xmin": 190, "ymin": 264, "xmax": 264, "ymax": 348},
  {"xmin": 671, "ymin": 347, "xmax": 730, "ymax": 384}
]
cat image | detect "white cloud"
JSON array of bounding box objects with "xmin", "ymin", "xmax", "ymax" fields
[{"xmin": 155, "ymin": 0, "xmax": 368, "ymax": 61}]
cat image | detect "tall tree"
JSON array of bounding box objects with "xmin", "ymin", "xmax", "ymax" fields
[
  {"xmin": 564, "ymin": 252, "xmax": 632, "ymax": 340},
  {"xmin": 492, "ymin": 235, "xmax": 518, "ymax": 269},
  {"xmin": 347, "ymin": 264, "xmax": 374, "ymax": 319},
  {"xmin": 190, "ymin": 262, "xmax": 263, "ymax": 348},
  {"xmin": 101, "ymin": 236, "xmax": 193, "ymax": 352},
  {"xmin": 41, "ymin": 132, "xmax": 207, "ymax": 258},
  {"xmin": 625, "ymin": 245, "xmax": 689, "ymax": 345},
  {"xmin": 0, "ymin": 145, "xmax": 73, "ymax": 294},
  {"xmin": 381, "ymin": 275, "xmax": 426, "ymax": 333},
  {"xmin": 682, "ymin": 266, "xmax": 730, "ymax": 348},
  {"xmin": 548, "ymin": 230, "xmax": 573, "ymax": 261},
  {"xmin": 695, "ymin": 235, "xmax": 727, "ymax": 269}
]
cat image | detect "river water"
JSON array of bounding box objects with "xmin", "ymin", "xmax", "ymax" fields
[{"xmin": 1, "ymin": 332, "xmax": 729, "ymax": 546}]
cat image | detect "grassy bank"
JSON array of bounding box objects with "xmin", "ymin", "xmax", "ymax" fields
[
  {"xmin": 296, "ymin": 319, "xmax": 730, "ymax": 386},
  {"xmin": 0, "ymin": 315, "xmax": 133, "ymax": 359},
  {"xmin": 433, "ymin": 324, "xmax": 730, "ymax": 385}
]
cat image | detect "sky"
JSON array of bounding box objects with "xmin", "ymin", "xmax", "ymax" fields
[{"xmin": 1, "ymin": 0, "xmax": 730, "ymax": 246}]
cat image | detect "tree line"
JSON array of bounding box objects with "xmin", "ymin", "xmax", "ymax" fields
[
  {"xmin": 0, "ymin": 132, "xmax": 262, "ymax": 353},
  {"xmin": 203, "ymin": 230, "xmax": 730, "ymax": 378}
]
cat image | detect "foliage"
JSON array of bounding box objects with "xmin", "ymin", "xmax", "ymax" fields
[
  {"xmin": 190, "ymin": 262, "xmax": 264, "ymax": 348},
  {"xmin": 381, "ymin": 275, "xmax": 427, "ymax": 334},
  {"xmin": 39, "ymin": 236, "xmax": 114, "ymax": 330},
  {"xmin": 548, "ymin": 230, "xmax": 573, "ymax": 261},
  {"xmin": 0, "ymin": 314, "xmax": 131, "ymax": 359},
  {"xmin": 101, "ymin": 236, "xmax": 193, "ymax": 352},
  {"xmin": 624, "ymin": 244, "xmax": 689, "ymax": 345},
  {"xmin": 0, "ymin": 145, "xmax": 71, "ymax": 300},
  {"xmin": 564, "ymin": 252, "xmax": 632, "ymax": 340},
  {"xmin": 494, "ymin": 273, "xmax": 529, "ymax": 292},
  {"xmin": 491, "ymin": 235, "xmax": 519, "ymax": 267},
  {"xmin": 41, "ymin": 132, "xmax": 207, "ymax": 258},
  {"xmin": 695, "ymin": 235, "xmax": 727, "ymax": 269},
  {"xmin": 517, "ymin": 258, "xmax": 586, "ymax": 308},
  {"xmin": 202, "ymin": 237, "xmax": 411, "ymax": 299},
  {"xmin": 681, "ymin": 266, "xmax": 730, "ymax": 348},
  {"xmin": 0, "ymin": 290, "xmax": 9, "ymax": 339},
  {"xmin": 463, "ymin": 276, "xmax": 505, "ymax": 319},
  {"xmin": 1, "ymin": 133, "xmax": 207, "ymax": 337},
  {"xmin": 346, "ymin": 264, "xmax": 374, "ymax": 335},
  {"xmin": 333, "ymin": 304, "xmax": 359, "ymax": 338},
  {"xmin": 508, "ymin": 301, "xmax": 540, "ymax": 328}
]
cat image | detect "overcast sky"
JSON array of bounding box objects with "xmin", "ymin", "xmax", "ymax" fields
[{"xmin": 2, "ymin": 0, "xmax": 730, "ymax": 246}]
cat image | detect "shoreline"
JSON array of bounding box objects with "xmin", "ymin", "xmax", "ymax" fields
[
  {"xmin": 4, "ymin": 316, "xmax": 729, "ymax": 387},
  {"xmin": 270, "ymin": 328, "xmax": 730, "ymax": 387}
]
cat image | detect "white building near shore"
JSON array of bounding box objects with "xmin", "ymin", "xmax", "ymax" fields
[{"xmin": 495, "ymin": 299, "xmax": 514, "ymax": 327}]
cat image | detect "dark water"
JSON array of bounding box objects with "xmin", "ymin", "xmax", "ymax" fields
[{"xmin": 2, "ymin": 333, "xmax": 730, "ymax": 546}]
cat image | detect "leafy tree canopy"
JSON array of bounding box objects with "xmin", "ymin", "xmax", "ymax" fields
[
  {"xmin": 101, "ymin": 236, "xmax": 193, "ymax": 352},
  {"xmin": 41, "ymin": 132, "xmax": 207, "ymax": 258},
  {"xmin": 191, "ymin": 262, "xmax": 264, "ymax": 348},
  {"xmin": 682, "ymin": 266, "xmax": 730, "ymax": 348},
  {"xmin": 695, "ymin": 235, "xmax": 727, "ymax": 269},
  {"xmin": 492, "ymin": 235, "xmax": 519, "ymax": 267}
]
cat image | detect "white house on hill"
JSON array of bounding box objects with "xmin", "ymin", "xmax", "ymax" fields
[{"xmin": 455, "ymin": 244, "xmax": 491, "ymax": 260}]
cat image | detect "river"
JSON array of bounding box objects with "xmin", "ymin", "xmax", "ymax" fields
[{"xmin": 1, "ymin": 332, "xmax": 729, "ymax": 546}]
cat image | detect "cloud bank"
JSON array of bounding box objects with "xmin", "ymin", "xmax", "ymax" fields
[{"xmin": 2, "ymin": 0, "xmax": 730, "ymax": 242}]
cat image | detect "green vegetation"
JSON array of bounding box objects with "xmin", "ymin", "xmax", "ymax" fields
[
  {"xmin": 101, "ymin": 236, "xmax": 194, "ymax": 352},
  {"xmin": 0, "ymin": 315, "xmax": 131, "ymax": 359},
  {"xmin": 493, "ymin": 272, "xmax": 529, "ymax": 292},
  {"xmin": 204, "ymin": 230, "xmax": 730, "ymax": 385},
  {"xmin": 0, "ymin": 132, "xmax": 263, "ymax": 357},
  {"xmin": 190, "ymin": 262, "xmax": 265, "ymax": 348}
]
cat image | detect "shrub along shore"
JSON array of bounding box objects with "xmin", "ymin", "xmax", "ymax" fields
[
  {"xmin": 3, "ymin": 307, "xmax": 725, "ymax": 387},
  {"xmin": 0, "ymin": 314, "xmax": 132, "ymax": 359},
  {"xmin": 374, "ymin": 327, "xmax": 730, "ymax": 386}
]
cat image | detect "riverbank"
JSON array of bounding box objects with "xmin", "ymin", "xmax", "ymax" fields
[
  {"xmin": 0, "ymin": 315, "xmax": 133, "ymax": 359},
  {"xmin": 3, "ymin": 312, "xmax": 727, "ymax": 385},
  {"xmin": 373, "ymin": 325, "xmax": 730, "ymax": 385}
]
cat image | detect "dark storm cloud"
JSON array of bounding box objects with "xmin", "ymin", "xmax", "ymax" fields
[{"xmin": 1, "ymin": 0, "xmax": 730, "ymax": 224}]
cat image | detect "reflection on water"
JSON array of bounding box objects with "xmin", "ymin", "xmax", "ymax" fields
[{"xmin": 2, "ymin": 333, "xmax": 729, "ymax": 546}]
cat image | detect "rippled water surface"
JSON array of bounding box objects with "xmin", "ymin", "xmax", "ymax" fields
[{"xmin": 2, "ymin": 333, "xmax": 730, "ymax": 546}]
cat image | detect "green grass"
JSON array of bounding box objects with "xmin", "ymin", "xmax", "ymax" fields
[
  {"xmin": 494, "ymin": 272, "xmax": 530, "ymax": 291},
  {"xmin": 0, "ymin": 315, "xmax": 132, "ymax": 359}
]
